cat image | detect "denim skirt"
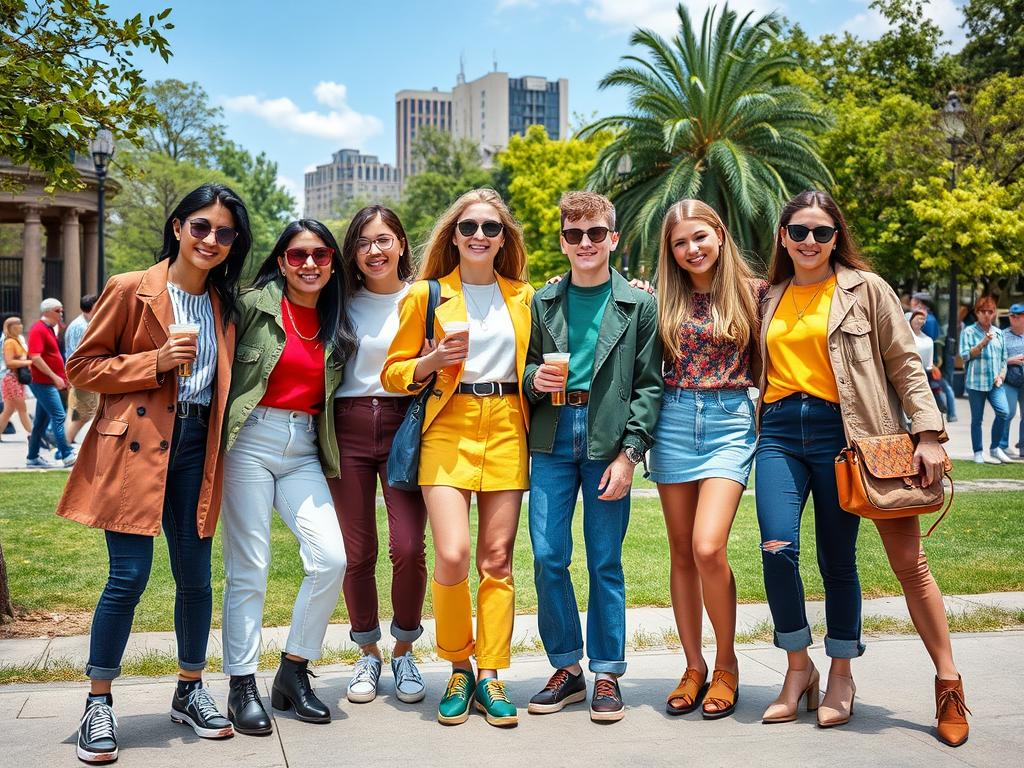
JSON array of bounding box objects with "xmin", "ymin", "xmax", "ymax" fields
[{"xmin": 648, "ymin": 387, "xmax": 757, "ymax": 486}]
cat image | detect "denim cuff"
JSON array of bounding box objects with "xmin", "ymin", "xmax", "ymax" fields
[
  {"xmin": 546, "ymin": 648, "xmax": 584, "ymax": 670},
  {"xmin": 350, "ymin": 625, "xmax": 383, "ymax": 646},
  {"xmin": 588, "ymin": 659, "xmax": 627, "ymax": 676},
  {"xmin": 178, "ymin": 658, "xmax": 207, "ymax": 672},
  {"xmin": 823, "ymin": 634, "xmax": 866, "ymax": 659},
  {"xmin": 85, "ymin": 663, "xmax": 121, "ymax": 681},
  {"xmin": 773, "ymin": 624, "xmax": 813, "ymax": 652},
  {"xmin": 390, "ymin": 620, "xmax": 424, "ymax": 644}
]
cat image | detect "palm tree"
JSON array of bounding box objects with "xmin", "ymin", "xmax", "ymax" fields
[{"xmin": 583, "ymin": 3, "xmax": 833, "ymax": 267}]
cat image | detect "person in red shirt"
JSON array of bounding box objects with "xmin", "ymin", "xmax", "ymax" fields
[{"xmin": 26, "ymin": 297, "xmax": 75, "ymax": 467}]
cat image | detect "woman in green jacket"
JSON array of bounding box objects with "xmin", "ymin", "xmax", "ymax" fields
[{"xmin": 219, "ymin": 219, "xmax": 357, "ymax": 736}]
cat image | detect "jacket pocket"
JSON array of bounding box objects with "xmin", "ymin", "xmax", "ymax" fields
[
  {"xmin": 234, "ymin": 343, "xmax": 262, "ymax": 363},
  {"xmin": 840, "ymin": 318, "xmax": 873, "ymax": 364},
  {"xmin": 94, "ymin": 418, "xmax": 128, "ymax": 437}
]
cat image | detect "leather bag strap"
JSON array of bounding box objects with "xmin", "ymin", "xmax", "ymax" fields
[{"xmin": 921, "ymin": 472, "xmax": 954, "ymax": 538}]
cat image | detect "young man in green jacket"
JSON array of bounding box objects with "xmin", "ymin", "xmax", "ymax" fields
[{"xmin": 522, "ymin": 191, "xmax": 663, "ymax": 722}]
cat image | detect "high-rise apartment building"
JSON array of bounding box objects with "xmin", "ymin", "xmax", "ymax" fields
[
  {"xmin": 396, "ymin": 88, "xmax": 453, "ymax": 181},
  {"xmin": 303, "ymin": 149, "xmax": 401, "ymax": 220}
]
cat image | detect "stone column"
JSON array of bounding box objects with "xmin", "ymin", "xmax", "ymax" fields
[
  {"xmin": 82, "ymin": 216, "xmax": 99, "ymax": 297},
  {"xmin": 21, "ymin": 204, "xmax": 45, "ymax": 326},
  {"xmin": 62, "ymin": 208, "xmax": 82, "ymax": 322}
]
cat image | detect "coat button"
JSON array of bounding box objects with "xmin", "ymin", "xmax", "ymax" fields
[
  {"xmin": 130, "ymin": 442, "xmax": 140, "ymax": 452},
  {"xmin": 137, "ymin": 407, "xmax": 146, "ymax": 416},
  {"xmin": 167, "ymin": 405, "xmax": 175, "ymax": 412},
  {"xmin": 160, "ymin": 440, "xmax": 169, "ymax": 450}
]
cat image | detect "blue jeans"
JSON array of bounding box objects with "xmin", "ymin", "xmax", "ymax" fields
[
  {"xmin": 529, "ymin": 404, "xmax": 630, "ymax": 675},
  {"xmin": 755, "ymin": 396, "xmax": 865, "ymax": 659},
  {"xmin": 966, "ymin": 387, "xmax": 1009, "ymax": 453},
  {"xmin": 937, "ymin": 376, "xmax": 957, "ymax": 419},
  {"xmin": 1000, "ymin": 383, "xmax": 1024, "ymax": 451},
  {"xmin": 26, "ymin": 382, "xmax": 72, "ymax": 460},
  {"xmin": 86, "ymin": 415, "xmax": 212, "ymax": 679}
]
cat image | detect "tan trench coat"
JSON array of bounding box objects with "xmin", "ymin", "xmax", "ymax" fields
[
  {"xmin": 56, "ymin": 261, "xmax": 235, "ymax": 538},
  {"xmin": 756, "ymin": 264, "xmax": 944, "ymax": 441}
]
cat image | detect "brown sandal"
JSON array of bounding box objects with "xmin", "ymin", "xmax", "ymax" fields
[
  {"xmin": 702, "ymin": 669, "xmax": 739, "ymax": 719},
  {"xmin": 666, "ymin": 668, "xmax": 709, "ymax": 715}
]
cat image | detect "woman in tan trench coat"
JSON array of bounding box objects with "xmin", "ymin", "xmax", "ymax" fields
[{"xmin": 56, "ymin": 184, "xmax": 251, "ymax": 764}]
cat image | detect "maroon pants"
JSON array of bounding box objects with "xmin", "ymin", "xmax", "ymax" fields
[{"xmin": 328, "ymin": 396, "xmax": 428, "ymax": 645}]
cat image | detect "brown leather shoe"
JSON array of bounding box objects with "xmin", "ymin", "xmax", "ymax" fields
[
  {"xmin": 935, "ymin": 676, "xmax": 970, "ymax": 747},
  {"xmin": 702, "ymin": 669, "xmax": 739, "ymax": 719}
]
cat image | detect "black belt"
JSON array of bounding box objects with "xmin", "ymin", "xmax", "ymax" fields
[
  {"xmin": 176, "ymin": 402, "xmax": 210, "ymax": 419},
  {"xmin": 457, "ymin": 382, "xmax": 519, "ymax": 397}
]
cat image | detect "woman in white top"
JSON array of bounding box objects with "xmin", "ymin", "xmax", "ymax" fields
[
  {"xmin": 910, "ymin": 309, "xmax": 947, "ymax": 414},
  {"xmin": 328, "ymin": 206, "xmax": 429, "ymax": 706}
]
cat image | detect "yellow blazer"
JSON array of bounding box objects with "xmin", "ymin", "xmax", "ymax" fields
[{"xmin": 382, "ymin": 267, "xmax": 535, "ymax": 433}]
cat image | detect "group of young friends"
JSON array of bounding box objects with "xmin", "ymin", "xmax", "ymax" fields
[{"xmin": 52, "ymin": 182, "xmax": 971, "ymax": 764}]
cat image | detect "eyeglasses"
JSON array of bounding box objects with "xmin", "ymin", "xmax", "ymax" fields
[
  {"xmin": 561, "ymin": 227, "xmax": 611, "ymax": 245},
  {"xmin": 457, "ymin": 220, "xmax": 504, "ymax": 238},
  {"xmin": 186, "ymin": 218, "xmax": 238, "ymax": 247},
  {"xmin": 786, "ymin": 224, "xmax": 837, "ymax": 244},
  {"xmin": 355, "ymin": 235, "xmax": 395, "ymax": 255},
  {"xmin": 284, "ymin": 247, "xmax": 335, "ymax": 267}
]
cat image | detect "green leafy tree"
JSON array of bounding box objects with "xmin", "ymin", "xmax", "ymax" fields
[
  {"xmin": 143, "ymin": 79, "xmax": 225, "ymax": 166},
  {"xmin": 0, "ymin": 0, "xmax": 173, "ymax": 191},
  {"xmin": 961, "ymin": 0, "xmax": 1024, "ymax": 82},
  {"xmin": 960, "ymin": 73, "xmax": 1024, "ymax": 187},
  {"xmin": 495, "ymin": 125, "xmax": 613, "ymax": 285},
  {"xmin": 582, "ymin": 4, "xmax": 832, "ymax": 267}
]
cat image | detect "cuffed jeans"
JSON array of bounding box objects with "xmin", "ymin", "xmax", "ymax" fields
[
  {"xmin": 1000, "ymin": 383, "xmax": 1023, "ymax": 451},
  {"xmin": 27, "ymin": 382, "xmax": 72, "ymax": 460},
  {"xmin": 529, "ymin": 404, "xmax": 630, "ymax": 675},
  {"xmin": 755, "ymin": 395, "xmax": 865, "ymax": 659},
  {"xmin": 86, "ymin": 415, "xmax": 211, "ymax": 679},
  {"xmin": 220, "ymin": 406, "xmax": 347, "ymax": 676},
  {"xmin": 967, "ymin": 387, "xmax": 1009, "ymax": 453}
]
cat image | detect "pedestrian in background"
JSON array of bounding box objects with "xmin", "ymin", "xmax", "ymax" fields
[
  {"xmin": 0, "ymin": 316, "xmax": 35, "ymax": 438},
  {"xmin": 999, "ymin": 303, "xmax": 1024, "ymax": 458},
  {"xmin": 911, "ymin": 292, "xmax": 957, "ymax": 422},
  {"xmin": 26, "ymin": 298, "xmax": 75, "ymax": 467},
  {"xmin": 64, "ymin": 294, "xmax": 99, "ymax": 444},
  {"xmin": 959, "ymin": 295, "xmax": 1010, "ymax": 463}
]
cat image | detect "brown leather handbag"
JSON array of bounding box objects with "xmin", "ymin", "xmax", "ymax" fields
[{"xmin": 834, "ymin": 433, "xmax": 954, "ymax": 537}]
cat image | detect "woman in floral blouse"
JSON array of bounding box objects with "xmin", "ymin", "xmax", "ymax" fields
[{"xmin": 648, "ymin": 200, "xmax": 767, "ymax": 720}]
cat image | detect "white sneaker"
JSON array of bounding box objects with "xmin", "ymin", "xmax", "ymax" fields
[
  {"xmin": 347, "ymin": 653, "xmax": 382, "ymax": 703},
  {"xmin": 63, "ymin": 450, "xmax": 78, "ymax": 467},
  {"xmin": 391, "ymin": 651, "xmax": 426, "ymax": 703},
  {"xmin": 974, "ymin": 451, "xmax": 985, "ymax": 464},
  {"xmin": 991, "ymin": 447, "xmax": 1012, "ymax": 463},
  {"xmin": 1005, "ymin": 447, "xmax": 1020, "ymax": 459}
]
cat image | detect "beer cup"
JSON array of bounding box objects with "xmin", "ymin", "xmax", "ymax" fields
[
  {"xmin": 442, "ymin": 321, "xmax": 470, "ymax": 356},
  {"xmin": 168, "ymin": 323, "xmax": 200, "ymax": 377},
  {"xmin": 543, "ymin": 352, "xmax": 571, "ymax": 406}
]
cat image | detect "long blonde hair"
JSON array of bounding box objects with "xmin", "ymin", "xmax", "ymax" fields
[
  {"xmin": 417, "ymin": 189, "xmax": 529, "ymax": 282},
  {"xmin": 657, "ymin": 200, "xmax": 758, "ymax": 361}
]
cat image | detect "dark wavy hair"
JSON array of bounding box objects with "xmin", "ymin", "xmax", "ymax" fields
[
  {"xmin": 159, "ymin": 183, "xmax": 252, "ymax": 323},
  {"xmin": 251, "ymin": 219, "xmax": 358, "ymax": 366},
  {"xmin": 768, "ymin": 190, "xmax": 871, "ymax": 284},
  {"xmin": 341, "ymin": 205, "xmax": 413, "ymax": 298}
]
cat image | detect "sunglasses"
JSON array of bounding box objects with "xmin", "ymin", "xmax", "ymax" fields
[
  {"xmin": 562, "ymin": 227, "xmax": 611, "ymax": 245},
  {"xmin": 186, "ymin": 218, "xmax": 238, "ymax": 247},
  {"xmin": 355, "ymin": 235, "xmax": 395, "ymax": 255},
  {"xmin": 457, "ymin": 220, "xmax": 504, "ymax": 238},
  {"xmin": 786, "ymin": 224, "xmax": 837, "ymax": 244},
  {"xmin": 284, "ymin": 247, "xmax": 335, "ymax": 267}
]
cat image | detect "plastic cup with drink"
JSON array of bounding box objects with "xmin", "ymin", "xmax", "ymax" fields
[
  {"xmin": 442, "ymin": 321, "xmax": 470, "ymax": 355},
  {"xmin": 168, "ymin": 323, "xmax": 200, "ymax": 377},
  {"xmin": 543, "ymin": 352, "xmax": 571, "ymax": 406}
]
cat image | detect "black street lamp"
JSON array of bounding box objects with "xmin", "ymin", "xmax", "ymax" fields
[
  {"xmin": 939, "ymin": 92, "xmax": 965, "ymax": 384},
  {"xmin": 616, "ymin": 153, "xmax": 632, "ymax": 277},
  {"xmin": 89, "ymin": 129, "xmax": 115, "ymax": 293}
]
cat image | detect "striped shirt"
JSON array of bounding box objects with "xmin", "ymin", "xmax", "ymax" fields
[
  {"xmin": 1003, "ymin": 327, "xmax": 1024, "ymax": 363},
  {"xmin": 166, "ymin": 283, "xmax": 216, "ymax": 406},
  {"xmin": 959, "ymin": 322, "xmax": 1007, "ymax": 392},
  {"xmin": 63, "ymin": 314, "xmax": 89, "ymax": 359}
]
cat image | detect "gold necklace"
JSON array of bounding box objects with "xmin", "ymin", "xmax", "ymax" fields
[
  {"xmin": 791, "ymin": 272, "xmax": 833, "ymax": 321},
  {"xmin": 284, "ymin": 299, "xmax": 321, "ymax": 343}
]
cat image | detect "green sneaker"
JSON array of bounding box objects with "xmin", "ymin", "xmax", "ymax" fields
[
  {"xmin": 475, "ymin": 678, "xmax": 518, "ymax": 726},
  {"xmin": 438, "ymin": 670, "xmax": 475, "ymax": 725}
]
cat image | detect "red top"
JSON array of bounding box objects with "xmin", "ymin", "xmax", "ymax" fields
[
  {"xmin": 259, "ymin": 298, "xmax": 326, "ymax": 414},
  {"xmin": 27, "ymin": 320, "xmax": 66, "ymax": 385}
]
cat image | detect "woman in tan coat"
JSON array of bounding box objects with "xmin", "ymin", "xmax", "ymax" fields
[{"xmin": 56, "ymin": 184, "xmax": 251, "ymax": 764}]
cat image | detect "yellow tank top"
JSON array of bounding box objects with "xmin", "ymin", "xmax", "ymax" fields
[{"xmin": 764, "ymin": 276, "xmax": 840, "ymax": 404}]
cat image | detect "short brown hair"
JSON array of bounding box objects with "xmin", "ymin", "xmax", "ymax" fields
[
  {"xmin": 975, "ymin": 295, "xmax": 997, "ymax": 313},
  {"xmin": 560, "ymin": 191, "xmax": 615, "ymax": 230}
]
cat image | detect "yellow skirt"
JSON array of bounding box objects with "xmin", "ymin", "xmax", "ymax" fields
[{"xmin": 419, "ymin": 393, "xmax": 528, "ymax": 491}]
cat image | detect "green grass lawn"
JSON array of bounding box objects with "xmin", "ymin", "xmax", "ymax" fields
[{"xmin": 1, "ymin": 468, "xmax": 1021, "ymax": 633}]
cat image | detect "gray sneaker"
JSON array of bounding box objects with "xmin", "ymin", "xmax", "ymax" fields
[
  {"xmin": 63, "ymin": 450, "xmax": 78, "ymax": 467},
  {"xmin": 26, "ymin": 456, "xmax": 56, "ymax": 468},
  {"xmin": 347, "ymin": 653, "xmax": 382, "ymax": 703},
  {"xmin": 392, "ymin": 651, "xmax": 425, "ymax": 703}
]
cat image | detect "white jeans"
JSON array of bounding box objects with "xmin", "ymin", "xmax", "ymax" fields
[{"xmin": 221, "ymin": 406, "xmax": 346, "ymax": 675}]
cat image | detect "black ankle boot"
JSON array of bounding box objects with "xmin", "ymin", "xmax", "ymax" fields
[
  {"xmin": 271, "ymin": 653, "xmax": 331, "ymax": 723},
  {"xmin": 228, "ymin": 674, "xmax": 273, "ymax": 736}
]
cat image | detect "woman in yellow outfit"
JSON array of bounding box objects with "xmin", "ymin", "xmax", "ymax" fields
[{"xmin": 382, "ymin": 188, "xmax": 533, "ymax": 727}]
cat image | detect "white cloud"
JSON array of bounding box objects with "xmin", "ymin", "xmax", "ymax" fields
[
  {"xmin": 223, "ymin": 81, "xmax": 383, "ymax": 145},
  {"xmin": 841, "ymin": 0, "xmax": 966, "ymax": 48},
  {"xmin": 277, "ymin": 174, "xmax": 303, "ymax": 216}
]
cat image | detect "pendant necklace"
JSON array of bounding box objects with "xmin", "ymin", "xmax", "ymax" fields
[
  {"xmin": 465, "ymin": 282, "xmax": 498, "ymax": 331},
  {"xmin": 284, "ymin": 299, "xmax": 321, "ymax": 344},
  {"xmin": 791, "ymin": 271, "xmax": 833, "ymax": 322}
]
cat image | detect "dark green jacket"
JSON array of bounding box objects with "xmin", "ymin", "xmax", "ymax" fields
[
  {"xmin": 523, "ymin": 269, "xmax": 663, "ymax": 459},
  {"xmin": 222, "ymin": 279, "xmax": 344, "ymax": 476}
]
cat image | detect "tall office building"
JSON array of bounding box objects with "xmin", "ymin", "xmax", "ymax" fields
[
  {"xmin": 303, "ymin": 149, "xmax": 401, "ymax": 220},
  {"xmin": 396, "ymin": 88, "xmax": 453, "ymax": 181}
]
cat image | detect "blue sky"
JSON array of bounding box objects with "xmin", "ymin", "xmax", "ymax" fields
[{"xmin": 106, "ymin": 0, "xmax": 967, "ymax": 211}]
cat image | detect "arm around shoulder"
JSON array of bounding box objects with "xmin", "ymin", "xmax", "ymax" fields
[{"xmin": 624, "ymin": 294, "xmax": 665, "ymax": 452}]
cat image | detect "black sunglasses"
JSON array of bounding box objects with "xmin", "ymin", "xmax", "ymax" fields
[
  {"xmin": 186, "ymin": 218, "xmax": 238, "ymax": 247},
  {"xmin": 786, "ymin": 224, "xmax": 837, "ymax": 244},
  {"xmin": 457, "ymin": 220, "xmax": 504, "ymax": 238},
  {"xmin": 562, "ymin": 226, "xmax": 611, "ymax": 245}
]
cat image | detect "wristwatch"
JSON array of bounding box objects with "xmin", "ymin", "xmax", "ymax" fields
[{"xmin": 622, "ymin": 445, "xmax": 644, "ymax": 465}]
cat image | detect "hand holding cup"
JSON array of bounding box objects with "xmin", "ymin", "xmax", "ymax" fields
[
  {"xmin": 162, "ymin": 323, "xmax": 200, "ymax": 376},
  {"xmin": 538, "ymin": 352, "xmax": 571, "ymax": 404}
]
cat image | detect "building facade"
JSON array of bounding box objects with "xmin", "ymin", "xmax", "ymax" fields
[
  {"xmin": 303, "ymin": 149, "xmax": 402, "ymax": 220},
  {"xmin": 396, "ymin": 88, "xmax": 453, "ymax": 181}
]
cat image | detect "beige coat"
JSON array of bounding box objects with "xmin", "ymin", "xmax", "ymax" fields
[
  {"xmin": 56, "ymin": 261, "xmax": 235, "ymax": 538},
  {"xmin": 756, "ymin": 264, "xmax": 944, "ymax": 440}
]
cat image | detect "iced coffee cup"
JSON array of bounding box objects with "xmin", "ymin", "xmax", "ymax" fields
[
  {"xmin": 168, "ymin": 323, "xmax": 200, "ymax": 377},
  {"xmin": 442, "ymin": 321, "xmax": 470, "ymax": 355},
  {"xmin": 543, "ymin": 352, "xmax": 571, "ymax": 406}
]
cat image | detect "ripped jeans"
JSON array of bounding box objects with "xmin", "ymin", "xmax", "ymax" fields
[{"xmin": 755, "ymin": 395, "xmax": 865, "ymax": 659}]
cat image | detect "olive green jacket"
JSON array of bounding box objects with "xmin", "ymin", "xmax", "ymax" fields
[
  {"xmin": 523, "ymin": 269, "xmax": 664, "ymax": 460},
  {"xmin": 222, "ymin": 279, "xmax": 344, "ymax": 477}
]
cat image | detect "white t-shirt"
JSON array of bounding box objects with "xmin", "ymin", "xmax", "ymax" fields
[
  {"xmin": 335, "ymin": 283, "xmax": 410, "ymax": 398},
  {"xmin": 460, "ymin": 282, "xmax": 517, "ymax": 385},
  {"xmin": 913, "ymin": 329, "xmax": 934, "ymax": 370}
]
